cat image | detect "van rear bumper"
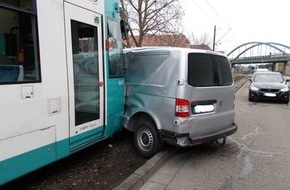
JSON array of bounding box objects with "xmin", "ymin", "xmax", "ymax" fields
[
  {"xmin": 161, "ymin": 122, "xmax": 238, "ymax": 147},
  {"xmin": 189, "ymin": 122, "xmax": 238, "ymax": 145}
]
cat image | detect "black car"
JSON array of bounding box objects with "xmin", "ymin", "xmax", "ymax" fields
[{"xmin": 248, "ymin": 71, "xmax": 290, "ymax": 103}]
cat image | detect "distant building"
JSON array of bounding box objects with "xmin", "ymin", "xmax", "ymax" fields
[
  {"xmin": 189, "ymin": 44, "xmax": 212, "ymax": 50},
  {"xmin": 274, "ymin": 62, "xmax": 285, "ymax": 73}
]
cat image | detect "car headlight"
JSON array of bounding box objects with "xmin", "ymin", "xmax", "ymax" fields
[
  {"xmin": 281, "ymin": 86, "xmax": 289, "ymax": 92},
  {"xmin": 250, "ymin": 85, "xmax": 259, "ymax": 91}
]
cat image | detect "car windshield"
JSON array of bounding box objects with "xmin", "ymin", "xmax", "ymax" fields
[{"xmin": 253, "ymin": 73, "xmax": 284, "ymax": 83}]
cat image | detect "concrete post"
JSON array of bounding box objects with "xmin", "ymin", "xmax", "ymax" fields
[{"xmin": 285, "ymin": 61, "xmax": 290, "ymax": 76}]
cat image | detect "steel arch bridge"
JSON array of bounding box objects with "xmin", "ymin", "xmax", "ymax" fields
[{"xmin": 227, "ymin": 42, "xmax": 290, "ymax": 65}]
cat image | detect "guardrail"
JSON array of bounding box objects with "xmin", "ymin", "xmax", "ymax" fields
[{"xmin": 230, "ymin": 54, "xmax": 290, "ymax": 64}]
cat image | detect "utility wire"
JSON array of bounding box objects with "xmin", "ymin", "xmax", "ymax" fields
[
  {"xmin": 204, "ymin": 0, "xmax": 239, "ymax": 50},
  {"xmin": 190, "ymin": 0, "xmax": 238, "ymax": 51},
  {"xmin": 191, "ymin": 0, "xmax": 215, "ymax": 25},
  {"xmin": 216, "ymin": 28, "xmax": 231, "ymax": 43},
  {"xmin": 205, "ymin": 0, "xmax": 230, "ymax": 28}
]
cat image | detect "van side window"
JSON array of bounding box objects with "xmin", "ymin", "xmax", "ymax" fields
[
  {"xmin": 188, "ymin": 53, "xmax": 232, "ymax": 87},
  {"xmin": 0, "ymin": 1, "xmax": 40, "ymax": 84}
]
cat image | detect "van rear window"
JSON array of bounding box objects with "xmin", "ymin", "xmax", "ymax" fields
[{"xmin": 188, "ymin": 53, "xmax": 233, "ymax": 87}]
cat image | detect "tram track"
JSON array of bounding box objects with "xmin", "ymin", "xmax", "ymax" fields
[{"xmin": 234, "ymin": 74, "xmax": 248, "ymax": 92}]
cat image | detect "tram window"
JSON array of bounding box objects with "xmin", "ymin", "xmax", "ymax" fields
[
  {"xmin": 0, "ymin": 1, "xmax": 40, "ymax": 84},
  {"xmin": 71, "ymin": 20, "xmax": 100, "ymax": 125},
  {"xmin": 107, "ymin": 18, "xmax": 124, "ymax": 78}
]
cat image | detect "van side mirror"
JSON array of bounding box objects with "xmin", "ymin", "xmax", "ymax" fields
[{"xmin": 120, "ymin": 20, "xmax": 128, "ymax": 40}]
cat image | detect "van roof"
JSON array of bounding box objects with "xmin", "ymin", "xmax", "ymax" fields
[{"xmin": 123, "ymin": 46, "xmax": 226, "ymax": 57}]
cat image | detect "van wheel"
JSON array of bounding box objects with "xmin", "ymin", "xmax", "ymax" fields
[{"xmin": 134, "ymin": 118, "xmax": 163, "ymax": 158}]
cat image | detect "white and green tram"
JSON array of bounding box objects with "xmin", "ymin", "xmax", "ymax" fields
[{"xmin": 0, "ymin": 0, "xmax": 125, "ymax": 185}]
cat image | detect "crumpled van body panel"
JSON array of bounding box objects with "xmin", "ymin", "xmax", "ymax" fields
[{"xmin": 123, "ymin": 47, "xmax": 237, "ymax": 151}]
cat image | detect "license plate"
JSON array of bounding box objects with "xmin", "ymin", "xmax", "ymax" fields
[
  {"xmin": 192, "ymin": 105, "xmax": 214, "ymax": 114},
  {"xmin": 264, "ymin": 93, "xmax": 276, "ymax": 97}
]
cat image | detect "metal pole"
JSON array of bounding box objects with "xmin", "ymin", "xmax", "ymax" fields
[{"xmin": 213, "ymin": 25, "xmax": 216, "ymax": 51}]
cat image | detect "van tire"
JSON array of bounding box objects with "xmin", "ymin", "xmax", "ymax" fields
[{"xmin": 134, "ymin": 118, "xmax": 163, "ymax": 158}]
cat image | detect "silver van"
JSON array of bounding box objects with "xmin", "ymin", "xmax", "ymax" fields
[{"xmin": 123, "ymin": 47, "xmax": 237, "ymax": 158}]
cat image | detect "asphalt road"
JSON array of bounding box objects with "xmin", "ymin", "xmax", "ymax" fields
[
  {"xmin": 139, "ymin": 81, "xmax": 290, "ymax": 190},
  {"xmin": 229, "ymin": 81, "xmax": 290, "ymax": 189}
]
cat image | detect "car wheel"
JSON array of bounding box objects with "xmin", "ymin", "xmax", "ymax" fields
[{"xmin": 134, "ymin": 117, "xmax": 163, "ymax": 158}]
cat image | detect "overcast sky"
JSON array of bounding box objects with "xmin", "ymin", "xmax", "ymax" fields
[{"xmin": 180, "ymin": 0, "xmax": 290, "ymax": 54}]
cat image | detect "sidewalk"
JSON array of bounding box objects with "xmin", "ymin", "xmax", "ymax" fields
[
  {"xmin": 138, "ymin": 149, "xmax": 192, "ymax": 190},
  {"xmin": 113, "ymin": 147, "xmax": 177, "ymax": 190},
  {"xmin": 114, "ymin": 147, "xmax": 200, "ymax": 190}
]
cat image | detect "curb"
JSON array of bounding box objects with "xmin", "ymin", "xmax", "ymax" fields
[{"xmin": 113, "ymin": 148, "xmax": 176, "ymax": 190}]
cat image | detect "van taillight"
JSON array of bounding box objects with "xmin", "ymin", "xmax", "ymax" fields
[{"xmin": 175, "ymin": 98, "xmax": 190, "ymax": 117}]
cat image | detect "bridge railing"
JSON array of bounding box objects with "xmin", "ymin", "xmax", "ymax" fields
[{"xmin": 229, "ymin": 54, "xmax": 290, "ymax": 64}]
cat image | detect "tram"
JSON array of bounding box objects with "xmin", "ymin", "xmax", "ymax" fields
[{"xmin": 0, "ymin": 0, "xmax": 125, "ymax": 185}]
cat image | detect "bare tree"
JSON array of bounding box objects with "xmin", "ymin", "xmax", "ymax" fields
[
  {"xmin": 187, "ymin": 32, "xmax": 212, "ymax": 47},
  {"xmin": 120, "ymin": 0, "xmax": 184, "ymax": 47}
]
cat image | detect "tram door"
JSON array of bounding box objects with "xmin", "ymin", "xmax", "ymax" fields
[{"xmin": 64, "ymin": 3, "xmax": 104, "ymax": 149}]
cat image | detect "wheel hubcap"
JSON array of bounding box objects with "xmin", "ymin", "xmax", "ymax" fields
[{"xmin": 137, "ymin": 127, "xmax": 154, "ymax": 151}]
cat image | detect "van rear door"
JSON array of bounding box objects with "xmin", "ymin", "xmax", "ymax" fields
[{"xmin": 186, "ymin": 53, "xmax": 234, "ymax": 137}]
